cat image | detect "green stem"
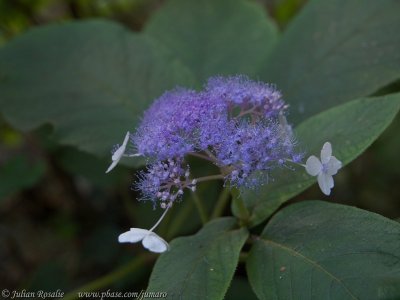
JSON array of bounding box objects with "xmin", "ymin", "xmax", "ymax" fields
[
  {"xmin": 166, "ymin": 200, "xmax": 194, "ymax": 239},
  {"xmin": 285, "ymin": 158, "xmax": 306, "ymax": 168},
  {"xmin": 163, "ymin": 174, "xmax": 225, "ymax": 238},
  {"xmin": 191, "ymin": 191, "xmax": 208, "ymax": 224},
  {"xmin": 63, "ymin": 254, "xmax": 153, "ymax": 300},
  {"xmin": 196, "ymin": 174, "xmax": 224, "ymax": 183},
  {"xmin": 187, "ymin": 152, "xmax": 215, "ymax": 162},
  {"xmin": 158, "ymin": 204, "xmax": 173, "ymax": 237},
  {"xmin": 210, "ymin": 188, "xmax": 231, "ymax": 219},
  {"xmin": 204, "ymin": 149, "xmax": 218, "ymax": 161},
  {"xmin": 232, "ymin": 194, "xmax": 250, "ymax": 226}
]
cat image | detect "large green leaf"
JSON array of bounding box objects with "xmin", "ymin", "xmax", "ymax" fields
[
  {"xmin": 247, "ymin": 201, "xmax": 400, "ymax": 300},
  {"xmin": 145, "ymin": 0, "xmax": 278, "ymax": 83},
  {"xmin": 235, "ymin": 93, "xmax": 400, "ymax": 227},
  {"xmin": 147, "ymin": 217, "xmax": 248, "ymax": 300},
  {"xmin": 54, "ymin": 147, "xmax": 127, "ymax": 187},
  {"xmin": 0, "ymin": 20, "xmax": 195, "ymax": 157},
  {"xmin": 262, "ymin": 0, "xmax": 400, "ymax": 123}
]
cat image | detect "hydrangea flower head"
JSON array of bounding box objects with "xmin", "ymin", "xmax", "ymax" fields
[
  {"xmin": 105, "ymin": 76, "xmax": 344, "ymax": 253},
  {"xmin": 129, "ymin": 75, "xmax": 300, "ymax": 201}
]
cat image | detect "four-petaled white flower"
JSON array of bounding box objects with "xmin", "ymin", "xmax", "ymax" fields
[
  {"xmin": 305, "ymin": 142, "xmax": 342, "ymax": 196},
  {"xmin": 118, "ymin": 228, "xmax": 169, "ymax": 253},
  {"xmin": 118, "ymin": 205, "xmax": 171, "ymax": 253}
]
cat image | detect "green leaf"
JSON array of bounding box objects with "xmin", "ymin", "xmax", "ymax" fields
[
  {"xmin": 145, "ymin": 0, "xmax": 278, "ymax": 83},
  {"xmin": 55, "ymin": 146, "xmax": 128, "ymax": 187},
  {"xmin": 236, "ymin": 93, "xmax": 400, "ymax": 227},
  {"xmin": 147, "ymin": 217, "xmax": 248, "ymax": 300},
  {"xmin": 0, "ymin": 20, "xmax": 195, "ymax": 157},
  {"xmin": 247, "ymin": 201, "xmax": 400, "ymax": 300},
  {"xmin": 261, "ymin": 0, "xmax": 400, "ymax": 123}
]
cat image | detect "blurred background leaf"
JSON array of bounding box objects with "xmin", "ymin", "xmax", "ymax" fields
[
  {"xmin": 261, "ymin": 0, "xmax": 400, "ymax": 124},
  {"xmin": 0, "ymin": 153, "xmax": 45, "ymax": 200},
  {"xmin": 145, "ymin": 0, "xmax": 278, "ymax": 83},
  {"xmin": 0, "ymin": 20, "xmax": 195, "ymax": 158}
]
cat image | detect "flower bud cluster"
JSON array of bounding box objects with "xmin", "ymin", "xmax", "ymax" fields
[{"xmin": 134, "ymin": 159, "xmax": 196, "ymax": 207}]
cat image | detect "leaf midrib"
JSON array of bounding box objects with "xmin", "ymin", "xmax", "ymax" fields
[
  {"xmin": 175, "ymin": 230, "xmax": 240, "ymax": 299},
  {"xmin": 260, "ymin": 238, "xmax": 359, "ymax": 299}
]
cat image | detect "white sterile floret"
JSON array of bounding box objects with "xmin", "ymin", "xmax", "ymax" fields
[
  {"xmin": 106, "ymin": 132, "xmax": 141, "ymax": 173},
  {"xmin": 118, "ymin": 228, "xmax": 169, "ymax": 253},
  {"xmin": 305, "ymin": 142, "xmax": 342, "ymax": 196}
]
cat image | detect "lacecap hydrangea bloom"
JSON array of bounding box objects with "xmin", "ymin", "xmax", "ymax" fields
[
  {"xmin": 107, "ymin": 75, "xmax": 340, "ymax": 253},
  {"xmin": 132, "ymin": 75, "xmax": 300, "ymax": 194}
]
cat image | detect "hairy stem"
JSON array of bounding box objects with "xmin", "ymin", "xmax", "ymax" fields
[
  {"xmin": 195, "ymin": 174, "xmax": 224, "ymax": 183},
  {"xmin": 159, "ymin": 174, "xmax": 223, "ymax": 190},
  {"xmin": 285, "ymin": 158, "xmax": 306, "ymax": 168},
  {"xmin": 204, "ymin": 149, "xmax": 218, "ymax": 162},
  {"xmin": 236, "ymin": 105, "xmax": 257, "ymax": 118},
  {"xmin": 149, "ymin": 205, "xmax": 171, "ymax": 232},
  {"xmin": 187, "ymin": 151, "xmax": 216, "ymax": 162}
]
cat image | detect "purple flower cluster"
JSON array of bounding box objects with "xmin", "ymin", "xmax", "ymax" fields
[
  {"xmin": 134, "ymin": 159, "xmax": 196, "ymax": 207},
  {"xmin": 129, "ymin": 75, "xmax": 300, "ymax": 205},
  {"xmin": 134, "ymin": 88, "xmax": 206, "ymax": 159},
  {"xmin": 205, "ymin": 75, "xmax": 286, "ymax": 117}
]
